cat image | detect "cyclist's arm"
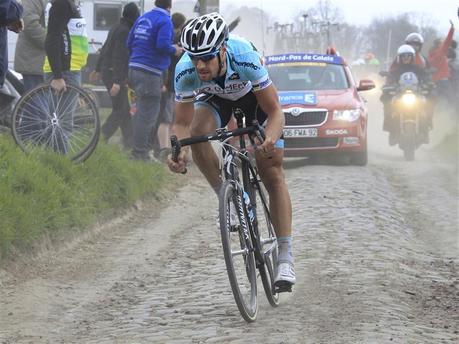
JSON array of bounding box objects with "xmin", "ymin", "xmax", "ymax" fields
[
  {"xmin": 254, "ymin": 84, "xmax": 284, "ymax": 143},
  {"xmin": 172, "ymin": 101, "xmax": 195, "ymax": 153}
]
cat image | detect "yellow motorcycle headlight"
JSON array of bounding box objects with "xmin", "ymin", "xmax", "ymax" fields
[{"xmin": 401, "ymin": 93, "xmax": 417, "ymax": 106}]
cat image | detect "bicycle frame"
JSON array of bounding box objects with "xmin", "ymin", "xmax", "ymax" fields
[
  {"xmin": 170, "ymin": 109, "xmax": 276, "ymax": 265},
  {"xmin": 219, "ymin": 110, "xmax": 277, "ymax": 268},
  {"xmin": 170, "ymin": 108, "xmax": 281, "ymax": 320}
]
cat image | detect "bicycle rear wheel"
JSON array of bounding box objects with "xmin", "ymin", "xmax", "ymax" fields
[
  {"xmin": 252, "ymin": 181, "xmax": 280, "ymax": 307},
  {"xmin": 219, "ymin": 180, "xmax": 258, "ymax": 322},
  {"xmin": 11, "ymin": 84, "xmax": 100, "ymax": 163}
]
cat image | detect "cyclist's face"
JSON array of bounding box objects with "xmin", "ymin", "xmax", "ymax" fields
[{"xmin": 191, "ymin": 47, "xmax": 226, "ymax": 81}]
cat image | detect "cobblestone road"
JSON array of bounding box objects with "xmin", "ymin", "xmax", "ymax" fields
[{"xmin": 1, "ymin": 110, "xmax": 458, "ymax": 343}]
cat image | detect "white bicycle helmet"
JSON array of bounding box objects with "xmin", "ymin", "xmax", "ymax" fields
[
  {"xmin": 405, "ymin": 32, "xmax": 424, "ymax": 45},
  {"xmin": 397, "ymin": 44, "xmax": 416, "ymax": 56},
  {"xmin": 180, "ymin": 12, "xmax": 229, "ymax": 56}
]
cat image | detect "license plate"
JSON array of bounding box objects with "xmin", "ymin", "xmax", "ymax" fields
[{"xmin": 283, "ymin": 128, "xmax": 318, "ymax": 138}]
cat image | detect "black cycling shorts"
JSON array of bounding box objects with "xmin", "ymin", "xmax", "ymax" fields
[{"xmin": 194, "ymin": 91, "xmax": 268, "ymax": 128}]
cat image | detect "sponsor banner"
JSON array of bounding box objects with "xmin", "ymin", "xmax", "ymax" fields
[
  {"xmin": 278, "ymin": 92, "xmax": 317, "ymax": 105},
  {"xmin": 265, "ymin": 53, "xmax": 343, "ymax": 65}
]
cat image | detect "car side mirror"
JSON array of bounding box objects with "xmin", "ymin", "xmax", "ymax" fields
[{"xmin": 357, "ymin": 79, "xmax": 376, "ymax": 91}]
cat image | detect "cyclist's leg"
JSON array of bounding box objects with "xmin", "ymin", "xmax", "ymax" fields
[
  {"xmin": 189, "ymin": 94, "xmax": 226, "ymax": 193},
  {"xmin": 247, "ymin": 92, "xmax": 295, "ymax": 288},
  {"xmin": 255, "ymin": 147, "xmax": 295, "ymax": 287},
  {"xmin": 255, "ymin": 150, "xmax": 292, "ymax": 239},
  {"xmin": 237, "ymin": 91, "xmax": 293, "ymax": 239}
]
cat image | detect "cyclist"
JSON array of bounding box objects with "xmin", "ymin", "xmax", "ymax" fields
[{"xmin": 167, "ymin": 12, "xmax": 295, "ymax": 290}]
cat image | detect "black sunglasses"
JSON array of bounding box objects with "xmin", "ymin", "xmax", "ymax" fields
[{"xmin": 189, "ymin": 50, "xmax": 220, "ymax": 62}]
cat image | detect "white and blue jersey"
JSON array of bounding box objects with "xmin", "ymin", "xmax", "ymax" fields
[{"xmin": 174, "ymin": 34, "xmax": 272, "ymax": 103}]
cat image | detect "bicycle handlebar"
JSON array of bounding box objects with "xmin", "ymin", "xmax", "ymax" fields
[{"xmin": 170, "ymin": 121, "xmax": 265, "ymax": 174}]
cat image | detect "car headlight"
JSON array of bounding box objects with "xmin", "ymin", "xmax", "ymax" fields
[
  {"xmin": 401, "ymin": 92, "xmax": 417, "ymax": 106},
  {"xmin": 333, "ymin": 109, "xmax": 361, "ymax": 122}
]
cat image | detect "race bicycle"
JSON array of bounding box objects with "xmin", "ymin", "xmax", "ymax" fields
[{"xmin": 171, "ymin": 108, "xmax": 283, "ymax": 322}]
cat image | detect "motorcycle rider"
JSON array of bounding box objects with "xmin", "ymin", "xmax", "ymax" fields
[
  {"xmin": 389, "ymin": 33, "xmax": 429, "ymax": 73},
  {"xmin": 381, "ymin": 44, "xmax": 430, "ymax": 145},
  {"xmin": 404, "ymin": 32, "xmax": 429, "ymax": 68}
]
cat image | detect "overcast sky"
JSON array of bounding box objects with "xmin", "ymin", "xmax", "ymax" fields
[{"xmin": 220, "ymin": 0, "xmax": 456, "ymax": 32}]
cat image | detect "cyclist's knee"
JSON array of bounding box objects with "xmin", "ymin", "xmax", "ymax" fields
[{"xmin": 259, "ymin": 166, "xmax": 285, "ymax": 190}]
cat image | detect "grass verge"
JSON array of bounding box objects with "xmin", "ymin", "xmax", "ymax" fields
[{"xmin": 0, "ymin": 134, "xmax": 173, "ymax": 260}]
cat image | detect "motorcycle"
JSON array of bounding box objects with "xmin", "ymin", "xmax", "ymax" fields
[{"xmin": 382, "ymin": 71, "xmax": 431, "ymax": 161}]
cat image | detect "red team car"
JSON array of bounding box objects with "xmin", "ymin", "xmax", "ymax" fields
[{"xmin": 265, "ymin": 52, "xmax": 375, "ymax": 165}]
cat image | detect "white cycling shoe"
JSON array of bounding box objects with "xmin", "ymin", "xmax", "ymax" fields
[{"xmin": 274, "ymin": 262, "xmax": 296, "ymax": 293}]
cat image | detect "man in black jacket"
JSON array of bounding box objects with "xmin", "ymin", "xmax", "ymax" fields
[
  {"xmin": 44, "ymin": 0, "xmax": 88, "ymax": 91},
  {"xmin": 90, "ymin": 2, "xmax": 140, "ymax": 149}
]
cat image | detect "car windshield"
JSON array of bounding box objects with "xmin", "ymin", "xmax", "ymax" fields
[{"xmin": 268, "ymin": 63, "xmax": 349, "ymax": 91}]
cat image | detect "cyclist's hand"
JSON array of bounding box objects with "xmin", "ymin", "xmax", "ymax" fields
[
  {"xmin": 256, "ymin": 135, "xmax": 276, "ymax": 158},
  {"xmin": 110, "ymin": 83, "xmax": 121, "ymax": 97},
  {"xmin": 167, "ymin": 149, "xmax": 188, "ymax": 173},
  {"xmin": 50, "ymin": 78, "xmax": 67, "ymax": 92}
]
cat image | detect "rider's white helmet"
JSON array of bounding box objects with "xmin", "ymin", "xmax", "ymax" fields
[
  {"xmin": 397, "ymin": 44, "xmax": 415, "ymax": 64},
  {"xmin": 180, "ymin": 12, "xmax": 229, "ymax": 56},
  {"xmin": 397, "ymin": 44, "xmax": 416, "ymax": 56},
  {"xmin": 405, "ymin": 32, "xmax": 424, "ymax": 45}
]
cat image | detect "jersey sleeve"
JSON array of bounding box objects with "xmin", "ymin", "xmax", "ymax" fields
[
  {"xmin": 174, "ymin": 56, "xmax": 198, "ymax": 103},
  {"xmin": 232, "ymin": 50, "xmax": 272, "ymax": 92}
]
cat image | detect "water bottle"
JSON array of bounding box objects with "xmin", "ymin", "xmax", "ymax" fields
[{"xmin": 243, "ymin": 191, "xmax": 255, "ymax": 223}]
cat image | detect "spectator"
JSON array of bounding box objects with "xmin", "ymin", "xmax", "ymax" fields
[
  {"xmin": 14, "ymin": 0, "xmax": 47, "ymax": 92},
  {"xmin": 44, "ymin": 0, "xmax": 88, "ymax": 91},
  {"xmin": 150, "ymin": 11, "xmax": 186, "ymax": 161},
  {"xmin": 428, "ymin": 21, "xmax": 455, "ymax": 107},
  {"xmin": 127, "ymin": 0, "xmax": 183, "ymax": 161},
  {"xmin": 90, "ymin": 2, "xmax": 140, "ymax": 149},
  {"xmin": 0, "ymin": 0, "xmax": 23, "ymax": 88},
  {"xmin": 43, "ymin": 0, "xmax": 88, "ymax": 153}
]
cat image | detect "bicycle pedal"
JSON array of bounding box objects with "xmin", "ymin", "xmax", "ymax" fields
[{"xmin": 273, "ymin": 281, "xmax": 293, "ymax": 294}]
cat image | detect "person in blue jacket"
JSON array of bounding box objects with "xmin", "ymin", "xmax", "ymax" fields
[
  {"xmin": 127, "ymin": 0, "xmax": 183, "ymax": 161},
  {"xmin": 0, "ymin": 0, "xmax": 23, "ymax": 88}
]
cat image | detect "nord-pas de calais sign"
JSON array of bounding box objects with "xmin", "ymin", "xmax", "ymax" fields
[{"xmin": 265, "ymin": 53, "xmax": 343, "ymax": 65}]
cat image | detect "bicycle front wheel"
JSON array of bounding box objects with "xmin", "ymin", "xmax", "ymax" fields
[
  {"xmin": 253, "ymin": 181, "xmax": 280, "ymax": 307},
  {"xmin": 11, "ymin": 84, "xmax": 100, "ymax": 162},
  {"xmin": 219, "ymin": 180, "xmax": 258, "ymax": 322}
]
